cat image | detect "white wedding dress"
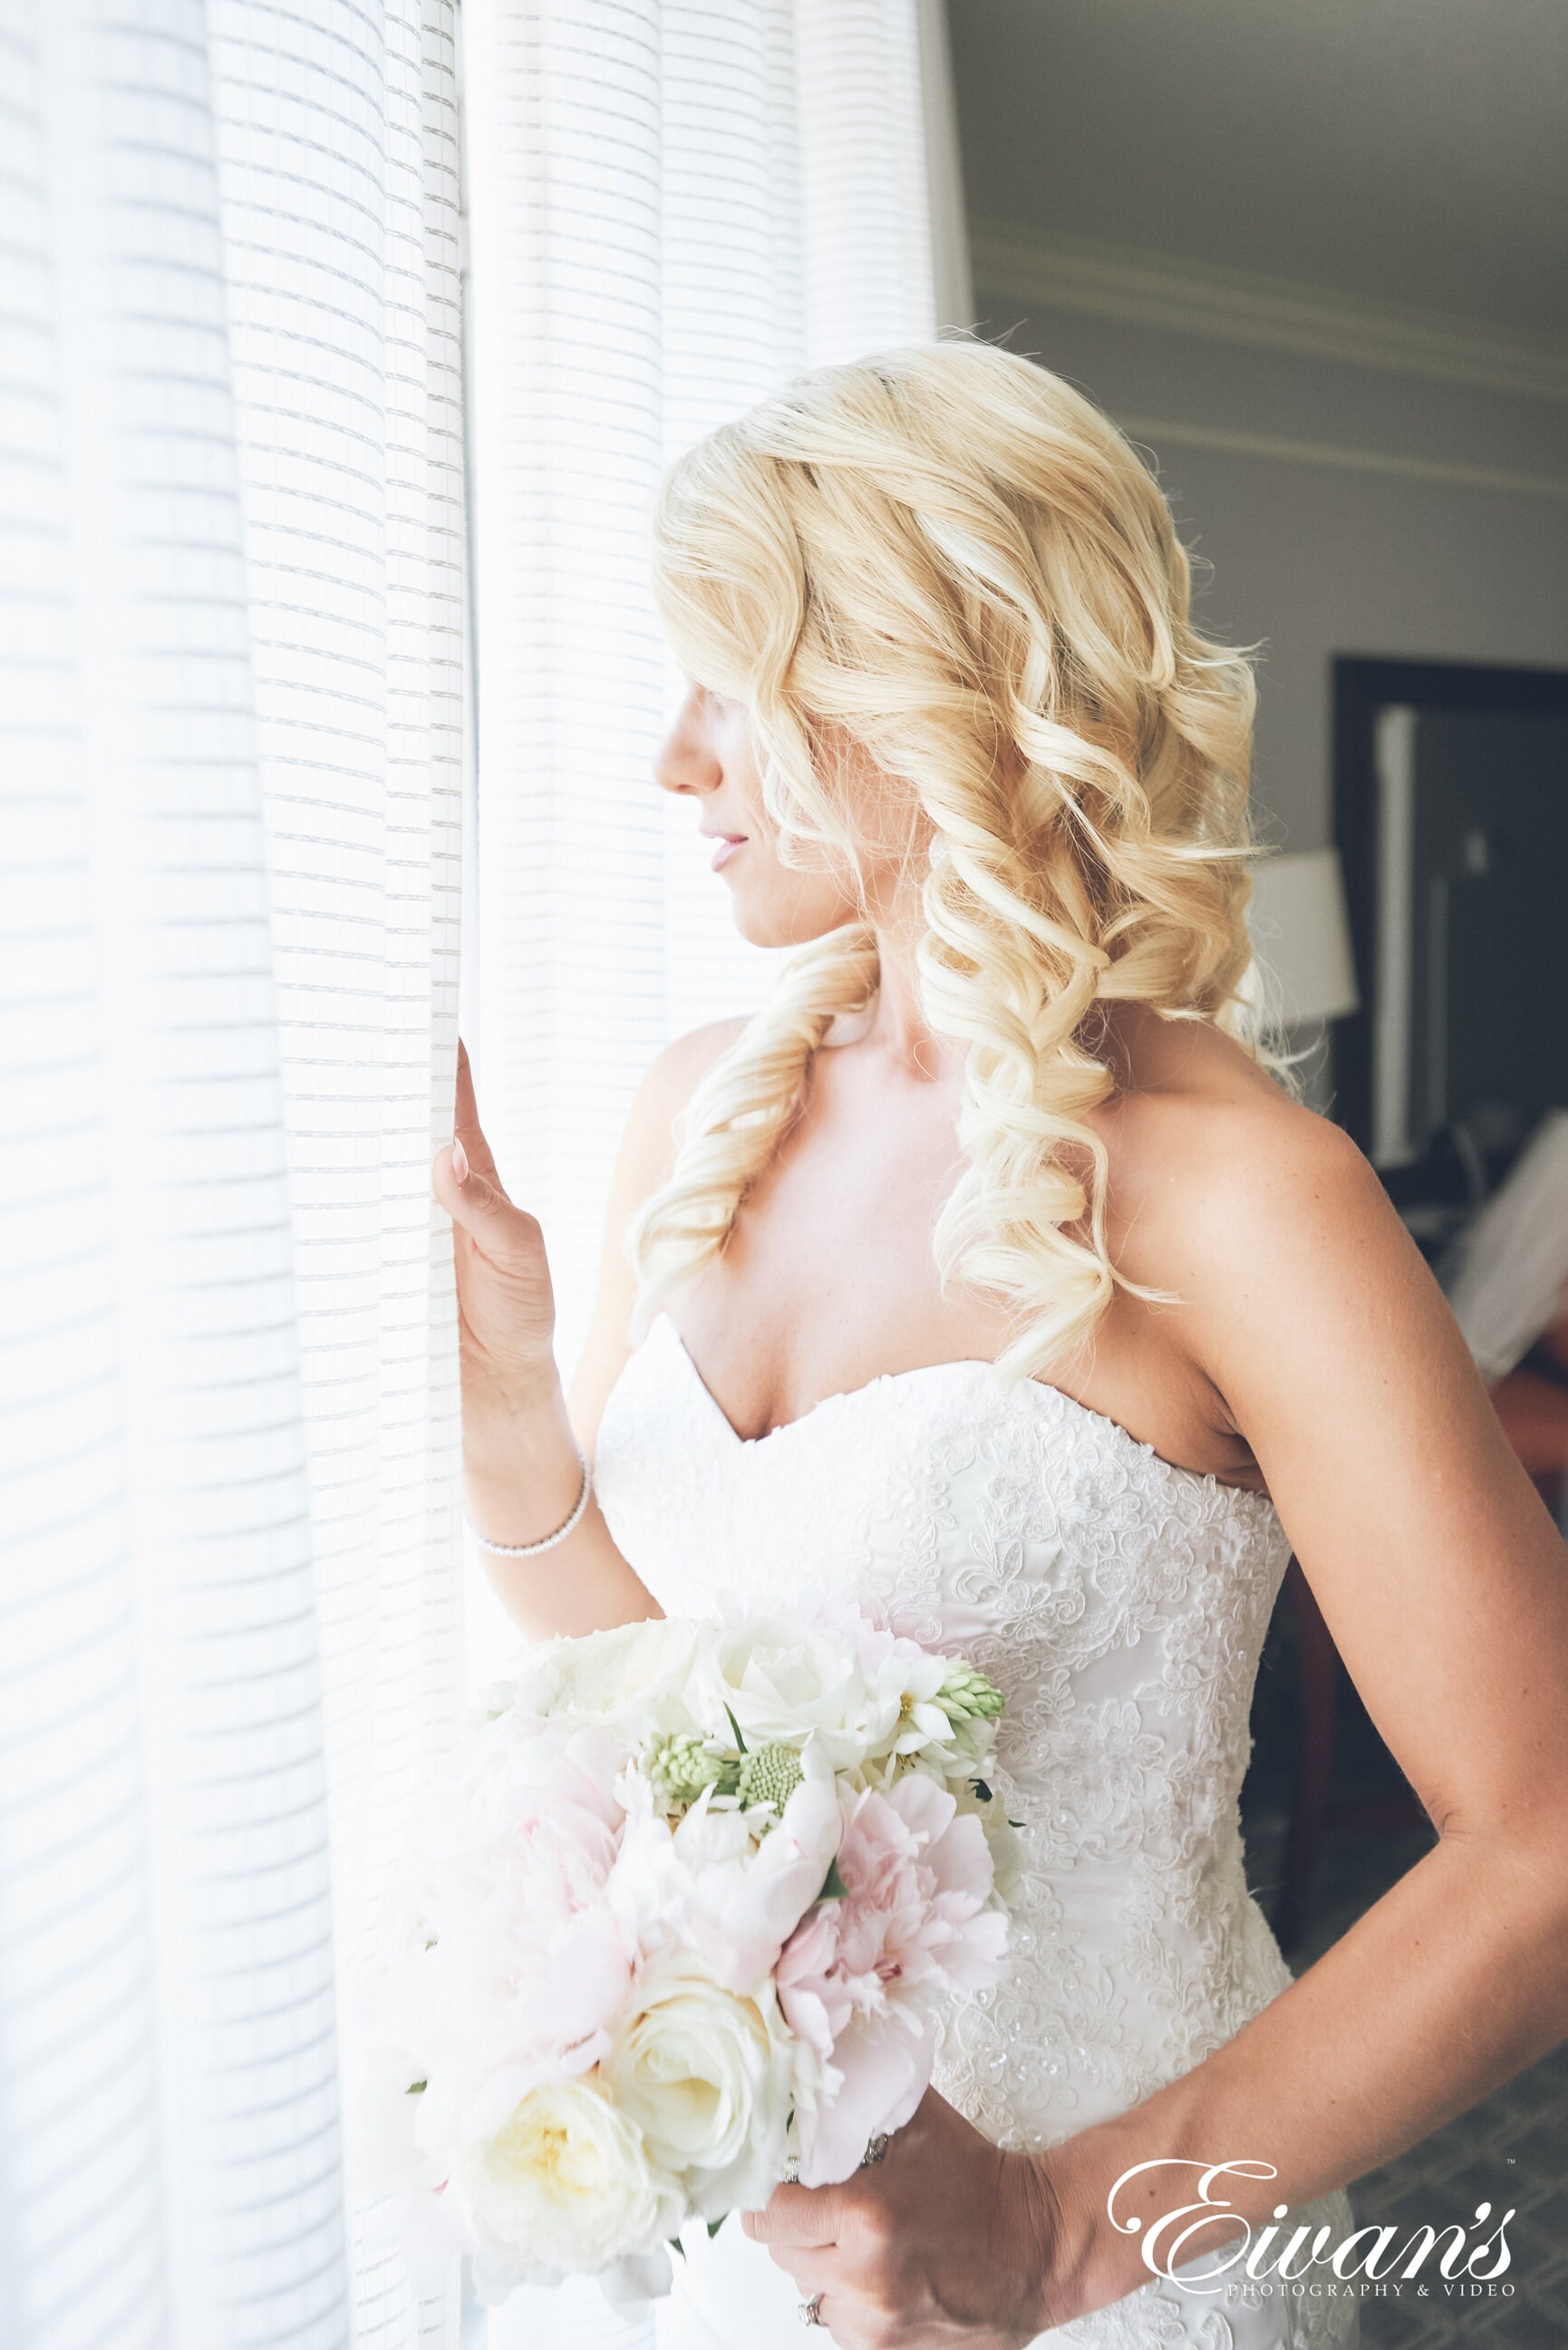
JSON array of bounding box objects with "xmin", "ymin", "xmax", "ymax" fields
[{"xmin": 590, "ymin": 1310, "xmax": 1360, "ymax": 2350}]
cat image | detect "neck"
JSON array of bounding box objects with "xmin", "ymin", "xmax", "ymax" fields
[{"xmin": 861, "ymin": 914, "xmax": 964, "ymax": 1083}]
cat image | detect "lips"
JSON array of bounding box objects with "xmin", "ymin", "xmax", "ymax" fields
[{"xmin": 702, "ymin": 831, "xmax": 748, "ymax": 872}]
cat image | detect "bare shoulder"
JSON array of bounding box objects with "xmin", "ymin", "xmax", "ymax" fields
[
  {"xmin": 571, "ymin": 1015, "xmax": 750, "ymax": 1441},
  {"xmin": 615, "ymin": 1015, "xmax": 750, "ymax": 1199},
  {"xmin": 1096, "ymin": 1013, "xmax": 1403, "ymax": 1307},
  {"xmin": 1088, "ymin": 1010, "xmax": 1467, "ymax": 1471}
]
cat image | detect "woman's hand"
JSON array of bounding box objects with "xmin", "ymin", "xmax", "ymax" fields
[
  {"xmin": 432, "ymin": 1042, "xmax": 658, "ymax": 1635},
  {"xmin": 741, "ymin": 2092, "xmax": 1059, "ymax": 2348},
  {"xmin": 433, "ymin": 1041, "xmax": 561, "ymax": 1450}
]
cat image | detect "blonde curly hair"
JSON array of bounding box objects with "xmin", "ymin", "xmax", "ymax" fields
[{"xmin": 628, "ymin": 342, "xmax": 1262, "ymax": 1381}]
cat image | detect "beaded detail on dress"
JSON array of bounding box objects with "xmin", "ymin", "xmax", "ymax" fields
[{"xmin": 595, "ymin": 1313, "xmax": 1357, "ymax": 2349}]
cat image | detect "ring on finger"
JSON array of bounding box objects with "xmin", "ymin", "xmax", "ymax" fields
[{"xmin": 798, "ymin": 2291, "xmax": 825, "ymax": 2327}]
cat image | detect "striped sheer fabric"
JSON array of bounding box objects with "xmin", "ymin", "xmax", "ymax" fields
[
  {"xmin": 2, "ymin": 5, "xmax": 463, "ymax": 2346},
  {"xmin": 461, "ymin": 7, "xmax": 963, "ymax": 2345},
  {"xmin": 206, "ymin": 0, "xmax": 466, "ymax": 2028},
  {"xmin": 461, "ymin": 0, "xmax": 962, "ymax": 1407}
]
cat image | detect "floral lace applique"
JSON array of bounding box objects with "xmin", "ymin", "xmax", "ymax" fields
[{"xmin": 595, "ymin": 1316, "xmax": 1359, "ymax": 2347}]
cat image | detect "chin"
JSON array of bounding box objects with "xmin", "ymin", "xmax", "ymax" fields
[
  {"xmin": 724, "ymin": 863, "xmax": 863, "ymax": 949},
  {"xmin": 728, "ymin": 889, "xmax": 856, "ymax": 950}
]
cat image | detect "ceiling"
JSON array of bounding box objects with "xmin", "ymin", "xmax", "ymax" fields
[{"xmin": 948, "ymin": 0, "xmax": 1568, "ymax": 343}]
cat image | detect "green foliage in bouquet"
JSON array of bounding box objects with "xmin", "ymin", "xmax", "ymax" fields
[
  {"xmin": 934, "ymin": 1663, "xmax": 1004, "ymax": 1725},
  {"xmin": 645, "ymin": 1727, "xmax": 809, "ymax": 1823},
  {"xmin": 735, "ymin": 1743, "xmax": 805, "ymax": 1812},
  {"xmin": 646, "ymin": 1730, "xmax": 734, "ymax": 1805}
]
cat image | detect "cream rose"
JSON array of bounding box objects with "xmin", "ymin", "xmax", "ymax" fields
[
  {"xmin": 707, "ymin": 1616, "xmax": 896, "ymax": 1770},
  {"xmin": 537, "ymin": 1617, "xmax": 707, "ymax": 1741},
  {"xmin": 602, "ymin": 1951, "xmax": 802, "ymax": 2217},
  {"xmin": 459, "ymin": 2076, "xmax": 681, "ymax": 2290}
]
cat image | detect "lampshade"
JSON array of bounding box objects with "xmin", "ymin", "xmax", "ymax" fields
[{"xmin": 1247, "ymin": 848, "xmax": 1360, "ymax": 1025}]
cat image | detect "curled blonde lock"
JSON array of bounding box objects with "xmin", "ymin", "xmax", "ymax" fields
[{"xmin": 629, "ymin": 342, "xmax": 1263, "ymax": 1382}]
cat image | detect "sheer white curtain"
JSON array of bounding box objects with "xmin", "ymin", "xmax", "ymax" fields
[
  {"xmin": 460, "ymin": 0, "xmax": 971, "ymax": 1413},
  {"xmin": 2, "ymin": 2, "xmax": 967, "ymax": 2342},
  {"xmin": 459, "ymin": 3, "xmax": 967, "ymax": 2340},
  {"xmin": 2, "ymin": 5, "xmax": 464, "ymax": 2345}
]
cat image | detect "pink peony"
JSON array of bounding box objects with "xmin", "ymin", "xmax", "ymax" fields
[
  {"xmin": 775, "ymin": 1772, "xmax": 1008, "ymax": 2185},
  {"xmin": 607, "ymin": 1756, "xmax": 843, "ymax": 1997},
  {"xmin": 382, "ymin": 1724, "xmax": 640, "ymax": 2163}
]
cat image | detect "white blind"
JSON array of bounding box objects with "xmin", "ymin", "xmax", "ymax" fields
[
  {"xmin": 2, "ymin": 5, "xmax": 467, "ymax": 2345},
  {"xmin": 461, "ymin": 0, "xmax": 951, "ymax": 1405}
]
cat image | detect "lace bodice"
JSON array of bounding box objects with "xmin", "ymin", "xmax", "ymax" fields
[{"xmin": 593, "ymin": 1312, "xmax": 1357, "ymax": 2348}]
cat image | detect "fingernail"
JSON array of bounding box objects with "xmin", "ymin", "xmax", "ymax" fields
[{"xmin": 451, "ymin": 1137, "xmax": 469, "ymax": 1184}]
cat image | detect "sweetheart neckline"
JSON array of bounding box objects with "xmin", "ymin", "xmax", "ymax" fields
[{"xmin": 653, "ymin": 1310, "xmax": 1275, "ymax": 1512}]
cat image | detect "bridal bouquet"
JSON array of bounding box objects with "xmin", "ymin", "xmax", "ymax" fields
[{"xmin": 354, "ymin": 1609, "xmax": 1014, "ymax": 2304}]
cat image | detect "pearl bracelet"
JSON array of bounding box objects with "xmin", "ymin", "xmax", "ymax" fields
[{"xmin": 464, "ymin": 1445, "xmax": 593, "ymax": 1557}]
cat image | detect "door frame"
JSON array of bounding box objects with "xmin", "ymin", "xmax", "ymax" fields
[{"xmin": 1331, "ymin": 655, "xmax": 1568, "ymax": 1153}]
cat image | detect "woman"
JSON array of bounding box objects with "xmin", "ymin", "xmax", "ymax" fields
[{"xmin": 436, "ymin": 345, "xmax": 1568, "ymax": 2348}]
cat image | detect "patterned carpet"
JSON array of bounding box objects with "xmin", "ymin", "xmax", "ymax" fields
[{"xmin": 1242, "ymin": 1607, "xmax": 1568, "ymax": 2348}]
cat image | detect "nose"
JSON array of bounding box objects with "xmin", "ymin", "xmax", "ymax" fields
[{"xmin": 653, "ymin": 684, "xmax": 721, "ymax": 798}]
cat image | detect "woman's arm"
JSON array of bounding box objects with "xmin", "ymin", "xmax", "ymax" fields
[
  {"xmin": 1033, "ymin": 1104, "xmax": 1568, "ymax": 2316},
  {"xmin": 746, "ymin": 1103, "xmax": 1568, "ymax": 2345},
  {"xmin": 435, "ymin": 1021, "xmax": 743, "ymax": 1640}
]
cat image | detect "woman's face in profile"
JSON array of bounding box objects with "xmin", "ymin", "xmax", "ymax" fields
[
  {"xmin": 654, "ymin": 681, "xmax": 924, "ymax": 948},
  {"xmin": 653, "ymin": 681, "xmax": 865, "ymax": 948}
]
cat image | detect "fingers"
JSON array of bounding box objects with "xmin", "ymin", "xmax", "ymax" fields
[
  {"xmin": 742, "ymin": 2183, "xmax": 840, "ymax": 2248},
  {"xmin": 437, "ymin": 1040, "xmax": 514, "ymax": 1233},
  {"xmin": 453, "ymin": 1038, "xmax": 499, "ymax": 1181},
  {"xmin": 770, "ymin": 2244, "xmax": 844, "ymax": 2297},
  {"xmin": 431, "ymin": 1141, "xmax": 467, "ymax": 1219},
  {"xmin": 432, "ymin": 1141, "xmax": 541, "ymax": 1268},
  {"xmin": 750, "ymin": 2237, "xmax": 847, "ymax": 2304}
]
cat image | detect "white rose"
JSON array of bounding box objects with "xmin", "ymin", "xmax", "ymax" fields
[
  {"xmin": 708, "ymin": 1617, "xmax": 897, "ymax": 1770},
  {"xmin": 603, "ymin": 1950, "xmax": 804, "ymax": 2218},
  {"xmin": 537, "ymin": 1617, "xmax": 709, "ymax": 1741},
  {"xmin": 458, "ymin": 2075, "xmax": 682, "ymax": 2293}
]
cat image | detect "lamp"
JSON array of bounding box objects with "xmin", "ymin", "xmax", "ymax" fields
[{"xmin": 1247, "ymin": 848, "xmax": 1360, "ymax": 1027}]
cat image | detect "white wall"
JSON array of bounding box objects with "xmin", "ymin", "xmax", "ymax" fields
[{"xmin": 965, "ymin": 286, "xmax": 1568, "ymax": 850}]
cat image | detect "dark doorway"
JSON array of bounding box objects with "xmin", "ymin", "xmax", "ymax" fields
[{"xmin": 1333, "ymin": 658, "xmax": 1568, "ymax": 1238}]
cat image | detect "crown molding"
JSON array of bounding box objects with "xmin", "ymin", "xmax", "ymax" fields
[
  {"xmin": 1115, "ymin": 413, "xmax": 1568, "ymax": 503},
  {"xmin": 971, "ymin": 222, "xmax": 1568, "ymax": 407}
]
